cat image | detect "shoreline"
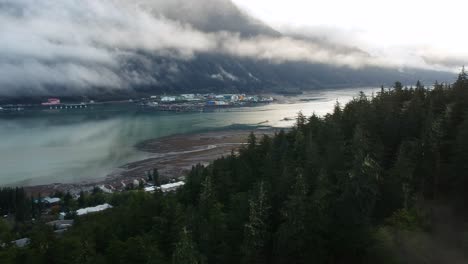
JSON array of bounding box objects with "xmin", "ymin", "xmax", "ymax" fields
[{"xmin": 23, "ymin": 128, "xmax": 280, "ymax": 196}]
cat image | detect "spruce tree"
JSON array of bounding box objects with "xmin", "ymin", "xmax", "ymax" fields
[
  {"xmin": 173, "ymin": 228, "xmax": 200, "ymax": 264},
  {"xmin": 153, "ymin": 168, "xmax": 160, "ymax": 186},
  {"xmin": 275, "ymin": 174, "xmax": 308, "ymax": 264},
  {"xmin": 242, "ymin": 181, "xmax": 270, "ymax": 264}
]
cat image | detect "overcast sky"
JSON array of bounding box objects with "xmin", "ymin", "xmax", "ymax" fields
[
  {"xmin": 0, "ymin": 0, "xmax": 465, "ymax": 95},
  {"xmin": 233, "ymin": 0, "xmax": 468, "ymax": 70}
]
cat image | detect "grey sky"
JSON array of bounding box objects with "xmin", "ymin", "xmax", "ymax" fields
[
  {"xmin": 233, "ymin": 0, "xmax": 468, "ymax": 71},
  {"xmin": 0, "ymin": 0, "xmax": 463, "ymax": 95}
]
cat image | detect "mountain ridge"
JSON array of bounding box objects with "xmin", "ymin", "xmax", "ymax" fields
[{"xmin": 0, "ymin": 0, "xmax": 457, "ymax": 101}]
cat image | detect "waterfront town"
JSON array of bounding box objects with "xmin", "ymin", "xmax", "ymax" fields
[
  {"xmin": 0, "ymin": 93, "xmax": 275, "ymax": 114},
  {"xmin": 4, "ymin": 170, "xmax": 186, "ymax": 248}
]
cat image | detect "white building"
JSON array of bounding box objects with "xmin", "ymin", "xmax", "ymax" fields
[
  {"xmin": 144, "ymin": 186, "xmax": 157, "ymax": 193},
  {"xmin": 181, "ymin": 94, "xmax": 195, "ymax": 99},
  {"xmin": 76, "ymin": 203, "xmax": 113, "ymax": 216},
  {"xmin": 12, "ymin": 238, "xmax": 30, "ymax": 248},
  {"xmin": 230, "ymin": 95, "xmax": 240, "ymax": 102},
  {"xmin": 216, "ymin": 101, "xmax": 229, "ymax": 106},
  {"xmin": 144, "ymin": 181, "xmax": 185, "ymax": 193},
  {"xmin": 161, "ymin": 96, "xmax": 176, "ymax": 102},
  {"xmin": 160, "ymin": 181, "xmax": 185, "ymax": 192},
  {"xmin": 47, "ymin": 219, "xmax": 74, "ymax": 230},
  {"xmin": 43, "ymin": 197, "xmax": 61, "ymax": 205},
  {"xmin": 98, "ymin": 185, "xmax": 113, "ymax": 194},
  {"xmin": 147, "ymin": 101, "xmax": 159, "ymax": 107}
]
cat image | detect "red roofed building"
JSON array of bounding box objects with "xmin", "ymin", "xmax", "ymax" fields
[{"xmin": 42, "ymin": 98, "xmax": 61, "ymax": 106}]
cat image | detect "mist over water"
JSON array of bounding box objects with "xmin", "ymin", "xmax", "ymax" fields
[{"xmin": 0, "ymin": 87, "xmax": 376, "ymax": 186}]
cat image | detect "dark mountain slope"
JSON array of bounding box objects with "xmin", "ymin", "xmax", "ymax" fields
[
  {"xmin": 0, "ymin": 0, "xmax": 457, "ymax": 102},
  {"xmin": 144, "ymin": 0, "xmax": 281, "ymax": 36},
  {"xmin": 128, "ymin": 53, "xmax": 455, "ymax": 95},
  {"xmin": 2, "ymin": 53, "xmax": 453, "ymax": 104}
]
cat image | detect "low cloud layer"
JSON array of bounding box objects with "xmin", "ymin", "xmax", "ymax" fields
[
  {"xmin": 0, "ymin": 0, "xmax": 457, "ymax": 96},
  {"xmin": 0, "ymin": 0, "xmax": 216, "ymax": 95}
]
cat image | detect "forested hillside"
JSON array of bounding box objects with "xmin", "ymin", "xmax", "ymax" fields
[{"xmin": 2, "ymin": 69, "xmax": 468, "ymax": 263}]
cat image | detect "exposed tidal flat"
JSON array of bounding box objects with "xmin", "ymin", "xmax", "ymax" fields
[{"xmin": 0, "ymin": 87, "xmax": 376, "ymax": 191}]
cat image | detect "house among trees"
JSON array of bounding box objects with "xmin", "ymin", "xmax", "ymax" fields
[
  {"xmin": 43, "ymin": 197, "xmax": 61, "ymax": 205},
  {"xmin": 47, "ymin": 219, "xmax": 74, "ymax": 234},
  {"xmin": 11, "ymin": 238, "xmax": 30, "ymax": 248}
]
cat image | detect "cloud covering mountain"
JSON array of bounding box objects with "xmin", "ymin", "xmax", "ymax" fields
[{"xmin": 0, "ymin": 0, "xmax": 456, "ymax": 97}]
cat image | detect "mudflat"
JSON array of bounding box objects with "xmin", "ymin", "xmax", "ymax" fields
[{"xmin": 24, "ymin": 128, "xmax": 280, "ymax": 196}]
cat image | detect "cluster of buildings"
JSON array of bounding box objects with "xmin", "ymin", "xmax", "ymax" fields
[
  {"xmin": 39, "ymin": 196, "xmax": 113, "ymax": 218},
  {"xmin": 0, "ymin": 93, "xmax": 276, "ymax": 114},
  {"xmin": 10, "ymin": 198, "xmax": 114, "ymax": 247},
  {"xmin": 155, "ymin": 93, "xmax": 272, "ymax": 103},
  {"xmin": 0, "ymin": 98, "xmax": 91, "ymax": 114},
  {"xmin": 144, "ymin": 93, "xmax": 274, "ymax": 108},
  {"xmin": 4, "ymin": 175, "xmax": 188, "ymax": 249}
]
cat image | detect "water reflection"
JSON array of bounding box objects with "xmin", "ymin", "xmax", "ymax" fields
[{"xmin": 0, "ymin": 87, "xmax": 376, "ymax": 186}]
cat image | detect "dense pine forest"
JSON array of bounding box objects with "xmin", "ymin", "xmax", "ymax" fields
[{"xmin": 2, "ymin": 69, "xmax": 468, "ymax": 263}]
